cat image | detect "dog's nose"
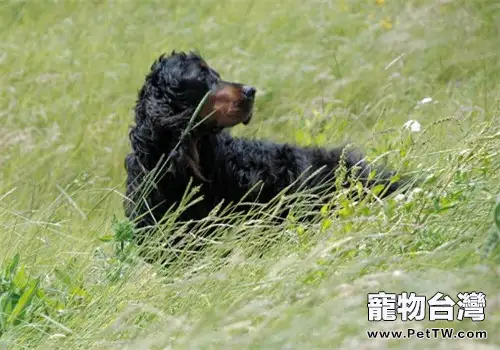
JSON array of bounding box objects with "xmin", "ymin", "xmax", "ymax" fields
[{"xmin": 242, "ymin": 85, "xmax": 256, "ymax": 99}]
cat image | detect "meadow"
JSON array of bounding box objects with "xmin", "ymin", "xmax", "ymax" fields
[{"xmin": 0, "ymin": 0, "xmax": 499, "ymax": 348}]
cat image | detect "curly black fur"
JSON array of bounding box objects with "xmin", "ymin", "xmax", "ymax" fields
[{"xmin": 124, "ymin": 51, "xmax": 408, "ymax": 260}]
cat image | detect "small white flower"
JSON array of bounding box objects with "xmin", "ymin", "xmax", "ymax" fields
[
  {"xmin": 420, "ymin": 97, "xmax": 433, "ymax": 104},
  {"xmin": 406, "ymin": 187, "xmax": 424, "ymax": 201},
  {"xmin": 403, "ymin": 120, "xmax": 421, "ymax": 132},
  {"xmin": 394, "ymin": 193, "xmax": 406, "ymax": 202},
  {"xmin": 411, "ymin": 188, "xmax": 423, "ymax": 195}
]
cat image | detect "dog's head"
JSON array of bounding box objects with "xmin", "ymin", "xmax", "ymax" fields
[
  {"xmin": 133, "ymin": 51, "xmax": 256, "ymax": 181},
  {"xmin": 138, "ymin": 51, "xmax": 256, "ymax": 131}
]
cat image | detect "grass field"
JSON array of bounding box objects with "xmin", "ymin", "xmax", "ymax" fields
[{"xmin": 1, "ymin": 0, "xmax": 499, "ymax": 348}]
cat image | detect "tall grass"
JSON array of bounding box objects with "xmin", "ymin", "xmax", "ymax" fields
[{"xmin": 0, "ymin": 0, "xmax": 499, "ymax": 348}]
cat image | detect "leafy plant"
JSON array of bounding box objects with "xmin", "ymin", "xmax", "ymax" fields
[
  {"xmin": 0, "ymin": 254, "xmax": 44, "ymax": 336},
  {"xmin": 97, "ymin": 216, "xmax": 138, "ymax": 283},
  {"xmin": 100, "ymin": 215, "xmax": 135, "ymax": 260}
]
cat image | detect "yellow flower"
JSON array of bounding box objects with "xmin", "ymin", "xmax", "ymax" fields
[
  {"xmin": 380, "ymin": 17, "xmax": 392, "ymax": 29},
  {"xmin": 376, "ymin": 0, "xmax": 385, "ymax": 5}
]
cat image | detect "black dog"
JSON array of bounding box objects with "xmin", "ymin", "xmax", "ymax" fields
[{"xmin": 124, "ymin": 51, "xmax": 407, "ymax": 261}]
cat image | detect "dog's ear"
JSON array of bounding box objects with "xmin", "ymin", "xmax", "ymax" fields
[{"xmin": 186, "ymin": 138, "xmax": 210, "ymax": 183}]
